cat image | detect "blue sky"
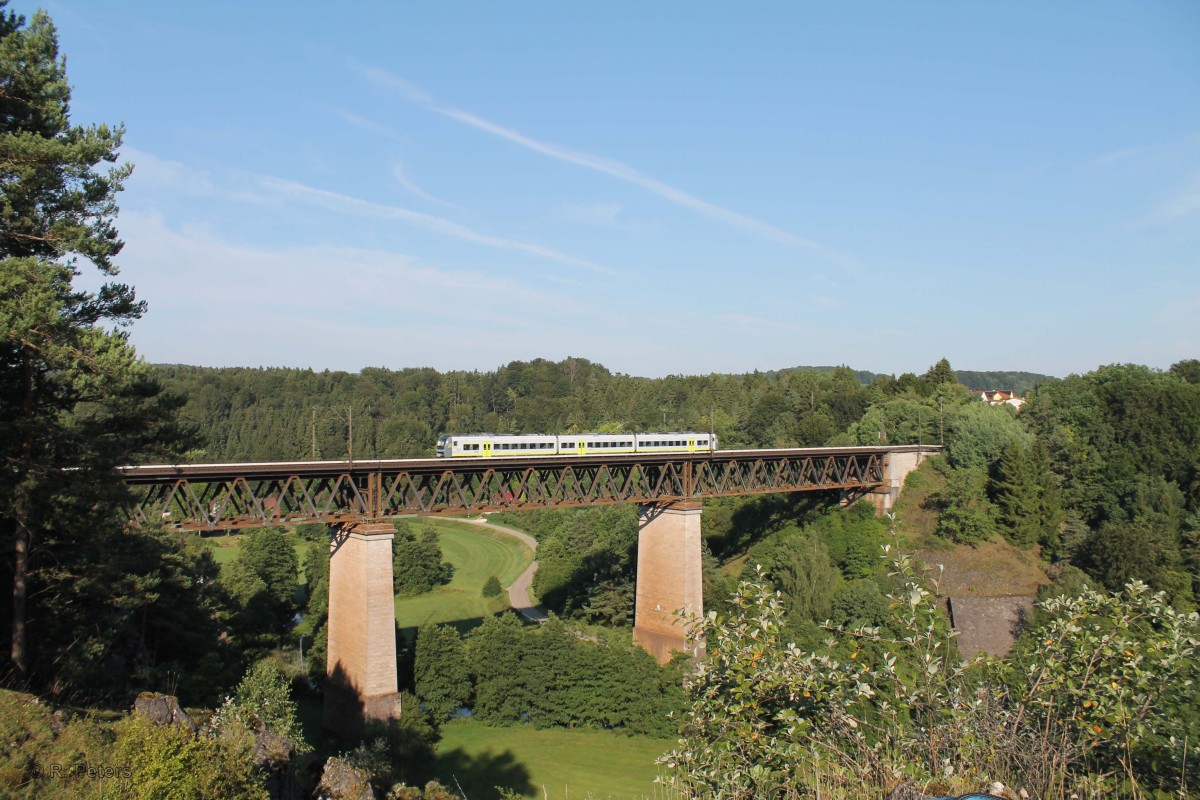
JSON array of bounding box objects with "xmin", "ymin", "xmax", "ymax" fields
[{"xmin": 42, "ymin": 1, "xmax": 1200, "ymax": 378}]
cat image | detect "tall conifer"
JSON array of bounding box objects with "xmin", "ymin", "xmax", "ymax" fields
[{"xmin": 0, "ymin": 2, "xmax": 184, "ymax": 689}]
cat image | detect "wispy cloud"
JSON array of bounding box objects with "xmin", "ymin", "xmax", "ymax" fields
[
  {"xmin": 124, "ymin": 150, "xmax": 613, "ymax": 276},
  {"xmin": 256, "ymin": 176, "xmax": 616, "ymax": 275},
  {"xmin": 1083, "ymin": 144, "xmax": 1151, "ymax": 170},
  {"xmin": 334, "ymin": 109, "xmax": 458, "ymax": 208},
  {"xmin": 390, "ymin": 161, "xmax": 457, "ymax": 209},
  {"xmin": 717, "ymin": 313, "xmax": 815, "ymax": 336},
  {"xmin": 1147, "ymin": 176, "xmax": 1200, "ymax": 226},
  {"xmin": 557, "ymin": 201, "xmax": 624, "ymax": 227},
  {"xmin": 358, "ymin": 67, "xmax": 859, "ymax": 270},
  {"xmin": 335, "ymin": 107, "xmax": 406, "ymax": 142}
]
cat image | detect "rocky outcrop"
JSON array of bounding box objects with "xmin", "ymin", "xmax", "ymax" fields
[
  {"xmin": 252, "ymin": 720, "xmax": 298, "ymax": 800},
  {"xmin": 315, "ymin": 757, "xmax": 375, "ymax": 800},
  {"xmin": 132, "ymin": 692, "xmax": 197, "ymax": 733}
]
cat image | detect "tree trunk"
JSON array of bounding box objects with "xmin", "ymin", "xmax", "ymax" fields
[
  {"xmin": 11, "ymin": 361, "xmax": 34, "ymax": 690},
  {"xmin": 10, "ymin": 520, "xmax": 27, "ymax": 690}
]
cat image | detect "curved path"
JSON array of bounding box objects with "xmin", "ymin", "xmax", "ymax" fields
[{"xmin": 464, "ymin": 517, "xmax": 548, "ymax": 622}]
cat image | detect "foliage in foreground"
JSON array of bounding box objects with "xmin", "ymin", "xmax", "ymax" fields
[
  {"xmin": 661, "ymin": 554, "xmax": 1200, "ymax": 800},
  {"xmin": 0, "ymin": 688, "xmax": 268, "ymax": 800}
]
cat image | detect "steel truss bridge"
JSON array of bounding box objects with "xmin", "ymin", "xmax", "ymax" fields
[{"xmin": 118, "ymin": 446, "xmax": 926, "ymax": 532}]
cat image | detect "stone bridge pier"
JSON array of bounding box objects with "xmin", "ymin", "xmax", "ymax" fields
[
  {"xmin": 324, "ymin": 522, "xmax": 401, "ymax": 738},
  {"xmin": 633, "ymin": 501, "xmax": 704, "ymax": 664}
]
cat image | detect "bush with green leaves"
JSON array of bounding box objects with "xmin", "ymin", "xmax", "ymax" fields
[
  {"xmin": 929, "ymin": 463, "xmax": 995, "ymax": 544},
  {"xmin": 414, "ymin": 624, "xmax": 471, "ymax": 722},
  {"xmin": 212, "ymin": 659, "xmax": 307, "ymax": 752},
  {"xmin": 660, "ymin": 552, "xmax": 1199, "ymax": 800},
  {"xmin": 114, "ymin": 712, "xmax": 267, "ymax": 800},
  {"xmin": 339, "ymin": 695, "xmax": 440, "ymax": 791}
]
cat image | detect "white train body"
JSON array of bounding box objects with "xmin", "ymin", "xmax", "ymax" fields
[{"xmin": 435, "ymin": 432, "xmax": 716, "ymax": 458}]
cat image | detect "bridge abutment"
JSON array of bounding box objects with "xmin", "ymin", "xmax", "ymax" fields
[
  {"xmin": 633, "ymin": 501, "xmax": 704, "ymax": 663},
  {"xmin": 324, "ymin": 522, "xmax": 400, "ymax": 738},
  {"xmin": 865, "ymin": 447, "xmax": 933, "ymax": 514}
]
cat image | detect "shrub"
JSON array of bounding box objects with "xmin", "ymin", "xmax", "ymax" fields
[{"xmin": 660, "ymin": 553, "xmax": 1200, "ymax": 799}]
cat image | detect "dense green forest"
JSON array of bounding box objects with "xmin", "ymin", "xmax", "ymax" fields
[
  {"xmin": 152, "ymin": 357, "xmax": 1053, "ymax": 463},
  {"xmin": 768, "ymin": 365, "xmax": 1055, "ymax": 393}
]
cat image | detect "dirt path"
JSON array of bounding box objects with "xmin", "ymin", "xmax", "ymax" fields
[{"xmin": 464, "ymin": 517, "xmax": 548, "ymax": 622}]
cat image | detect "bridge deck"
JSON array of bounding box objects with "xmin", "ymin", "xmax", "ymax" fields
[{"xmin": 120, "ymin": 445, "xmax": 933, "ymax": 531}]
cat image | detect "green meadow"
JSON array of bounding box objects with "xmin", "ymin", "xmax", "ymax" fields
[
  {"xmin": 433, "ymin": 720, "xmax": 675, "ymax": 800},
  {"xmin": 394, "ymin": 518, "xmax": 533, "ymax": 633}
]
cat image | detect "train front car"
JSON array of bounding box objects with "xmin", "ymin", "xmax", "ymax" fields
[{"xmin": 436, "ymin": 434, "xmax": 450, "ymax": 457}]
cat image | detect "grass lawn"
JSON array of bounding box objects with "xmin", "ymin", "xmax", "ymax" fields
[
  {"xmin": 433, "ymin": 720, "xmax": 675, "ymax": 800},
  {"xmin": 395, "ymin": 519, "xmax": 532, "ymax": 633}
]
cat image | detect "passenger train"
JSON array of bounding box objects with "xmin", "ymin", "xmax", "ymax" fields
[{"xmin": 435, "ymin": 432, "xmax": 717, "ymax": 458}]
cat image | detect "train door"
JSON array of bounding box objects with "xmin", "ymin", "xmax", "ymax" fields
[
  {"xmin": 687, "ymin": 437, "xmax": 696, "ymax": 453},
  {"xmin": 577, "ymin": 439, "xmax": 586, "ymax": 455},
  {"xmin": 482, "ymin": 441, "xmax": 493, "ymax": 457}
]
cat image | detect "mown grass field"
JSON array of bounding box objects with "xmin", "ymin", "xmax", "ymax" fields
[
  {"xmin": 433, "ymin": 720, "xmax": 675, "ymax": 800},
  {"xmin": 395, "ymin": 518, "xmax": 532, "ymax": 633}
]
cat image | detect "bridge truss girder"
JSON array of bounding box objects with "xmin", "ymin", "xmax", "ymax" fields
[{"xmin": 124, "ymin": 450, "xmax": 886, "ymax": 532}]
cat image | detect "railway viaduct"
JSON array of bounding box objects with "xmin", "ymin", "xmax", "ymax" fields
[{"xmin": 120, "ymin": 444, "xmax": 935, "ymax": 736}]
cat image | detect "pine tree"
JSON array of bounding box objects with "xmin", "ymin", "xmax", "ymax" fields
[
  {"xmin": 991, "ymin": 442, "xmax": 1041, "ymax": 547},
  {"xmin": 991, "ymin": 441, "xmax": 1065, "ymax": 551},
  {"xmin": 922, "ymin": 357, "xmax": 958, "ymax": 389},
  {"xmin": 0, "ymin": 3, "xmax": 186, "ymax": 689}
]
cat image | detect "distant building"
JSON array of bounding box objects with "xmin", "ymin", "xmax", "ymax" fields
[{"xmin": 970, "ymin": 389, "xmax": 1025, "ymax": 410}]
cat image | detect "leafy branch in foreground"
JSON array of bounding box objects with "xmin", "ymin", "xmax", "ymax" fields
[{"xmin": 660, "ymin": 551, "xmax": 1198, "ymax": 800}]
